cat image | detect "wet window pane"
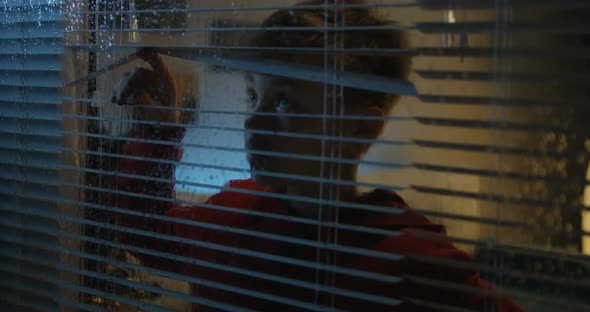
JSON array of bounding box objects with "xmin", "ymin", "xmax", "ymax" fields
[{"xmin": 3, "ymin": 1, "xmax": 590, "ymax": 311}]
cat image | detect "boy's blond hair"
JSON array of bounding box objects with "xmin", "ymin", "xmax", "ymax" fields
[{"xmin": 252, "ymin": 0, "xmax": 410, "ymax": 114}]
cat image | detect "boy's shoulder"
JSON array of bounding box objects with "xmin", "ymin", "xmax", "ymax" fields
[
  {"xmin": 355, "ymin": 188, "xmax": 446, "ymax": 234},
  {"xmin": 188, "ymin": 179, "xmax": 296, "ymax": 237},
  {"xmin": 207, "ymin": 179, "xmax": 282, "ymax": 207},
  {"xmin": 208, "ymin": 180, "xmax": 439, "ymax": 231}
]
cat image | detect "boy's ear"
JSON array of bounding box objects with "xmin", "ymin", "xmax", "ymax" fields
[{"xmin": 353, "ymin": 106, "xmax": 384, "ymax": 139}]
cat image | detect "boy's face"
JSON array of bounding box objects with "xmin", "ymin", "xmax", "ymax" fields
[
  {"xmin": 245, "ymin": 74, "xmax": 382, "ymax": 189},
  {"xmin": 244, "ymin": 73, "xmax": 348, "ymax": 189}
]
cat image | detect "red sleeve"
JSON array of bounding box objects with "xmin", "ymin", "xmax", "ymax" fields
[
  {"xmin": 384, "ymin": 228, "xmax": 524, "ymax": 312},
  {"xmin": 113, "ymin": 124, "xmax": 189, "ymax": 270},
  {"xmin": 341, "ymin": 223, "xmax": 526, "ymax": 311},
  {"xmin": 344, "ymin": 192, "xmax": 527, "ymax": 312}
]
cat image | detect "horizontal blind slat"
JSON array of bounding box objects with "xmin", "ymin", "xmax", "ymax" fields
[
  {"xmin": 0, "ymin": 260, "xmax": 181, "ymax": 312},
  {"xmin": 410, "ymin": 253, "xmax": 590, "ymax": 290},
  {"xmin": 62, "ymin": 141, "xmax": 589, "ymax": 191},
  {"xmin": 416, "ymin": 22, "xmax": 590, "ymax": 34},
  {"xmin": 0, "ymin": 280, "xmax": 103, "ymax": 312},
  {"xmin": 0, "ymin": 214, "xmax": 404, "ymax": 290},
  {"xmin": 2, "ymin": 200, "xmax": 586, "ymax": 309},
  {"xmin": 0, "ymin": 200, "xmax": 407, "ymax": 287},
  {"xmin": 414, "ymin": 139, "xmax": 577, "ymax": 159},
  {"xmin": 418, "ymin": 94, "xmax": 589, "ymax": 109},
  {"xmin": 63, "ymin": 96, "xmax": 584, "ymax": 133},
  {"xmin": 0, "ymin": 134, "xmax": 63, "ymax": 153},
  {"xmin": 65, "ymin": 123, "xmax": 579, "ymax": 162},
  {"xmin": 4, "ymin": 143, "xmax": 585, "ymax": 235},
  {"xmin": 69, "ymin": 2, "xmax": 417, "ymax": 16},
  {"xmin": 414, "ymin": 163, "xmax": 587, "ymax": 185},
  {"xmin": 69, "ymin": 44, "xmax": 590, "ymax": 60},
  {"xmin": 3, "ymin": 191, "xmax": 585, "ymax": 294},
  {"xmin": 0, "ymin": 259, "xmax": 59, "ymax": 309},
  {"xmin": 0, "ymin": 70, "xmax": 63, "ymax": 88},
  {"xmin": 0, "ymin": 1, "xmax": 61, "ymax": 8},
  {"xmin": 0, "ymin": 215, "xmax": 409, "ymax": 309},
  {"xmin": 12, "ymin": 206, "xmax": 583, "ymax": 295},
  {"xmin": 0, "ymin": 290, "xmax": 55, "ymax": 312},
  {"xmin": 0, "ymin": 103, "xmax": 61, "ymax": 121},
  {"xmin": 0, "ymin": 86, "xmax": 62, "ymax": 104},
  {"xmin": 0, "ymin": 55, "xmax": 62, "ymax": 71},
  {"xmin": 65, "ymin": 25, "xmax": 413, "ymax": 34},
  {"xmin": 65, "ymin": 95, "xmax": 410, "ymax": 120},
  {"xmin": 0, "ymin": 178, "xmax": 407, "ymax": 262},
  {"xmin": 168, "ymin": 48, "xmax": 418, "ymax": 96},
  {"xmin": 69, "ymin": 43, "xmax": 413, "ymax": 56},
  {"xmin": 62, "ymin": 23, "xmax": 590, "ymax": 35},
  {"xmin": 0, "ymin": 6, "xmax": 61, "ymax": 24},
  {"xmin": 1, "ymin": 180, "xmax": 586, "ymax": 273},
  {"xmin": 0, "ymin": 118, "xmax": 62, "ymax": 136},
  {"xmin": 415, "ymin": 117, "xmax": 574, "ymax": 132},
  {"xmin": 417, "ymin": 0, "xmax": 590, "ymax": 10},
  {"xmin": 0, "ymin": 143, "xmax": 60, "ymax": 156},
  {"xmin": 5, "ymin": 140, "xmax": 587, "ymax": 224},
  {"xmin": 0, "ymin": 148, "xmax": 61, "ymax": 168},
  {"xmin": 416, "ymin": 70, "xmax": 590, "ymax": 84},
  {"xmin": 0, "ymin": 194, "xmax": 410, "ymax": 280},
  {"xmin": 416, "ymin": 47, "xmax": 590, "ymax": 59},
  {"xmin": 63, "ymin": 144, "xmax": 590, "ymax": 207},
  {"xmin": 0, "ymin": 134, "xmax": 61, "ymax": 152},
  {"xmin": 64, "ymin": 114, "xmax": 532, "ymax": 153},
  {"xmin": 1, "ymin": 152, "xmax": 394, "ymax": 217},
  {"xmin": 65, "ymin": 129, "xmax": 410, "ymax": 168},
  {"xmin": 405, "ymin": 274, "xmax": 589, "ymax": 310},
  {"xmin": 0, "ymin": 208, "xmax": 566, "ymax": 309},
  {"xmin": 412, "ymin": 185, "xmax": 588, "ymax": 211},
  {"xmin": 0, "ymin": 247, "xmax": 266, "ymax": 312},
  {"xmin": 4, "ymin": 160, "xmax": 536, "ymax": 238},
  {"xmin": 0, "ymin": 161, "xmax": 545, "ymax": 234},
  {"xmin": 0, "ymin": 233, "xmax": 387, "ymax": 311},
  {"xmin": 65, "ymin": 165, "xmax": 408, "ymax": 215},
  {"xmin": 0, "ymin": 21, "xmax": 62, "ymax": 39},
  {"xmin": 0, "ymin": 38, "xmax": 63, "ymax": 54},
  {"xmin": 6, "ymin": 168, "xmax": 382, "ymax": 233},
  {"xmin": 0, "ymin": 165, "xmax": 58, "ymax": 185}
]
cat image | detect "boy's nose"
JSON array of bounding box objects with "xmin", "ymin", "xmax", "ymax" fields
[
  {"xmin": 244, "ymin": 111, "xmax": 275, "ymax": 131},
  {"xmin": 244, "ymin": 115, "xmax": 257, "ymax": 130},
  {"xmin": 244, "ymin": 114, "xmax": 274, "ymax": 152}
]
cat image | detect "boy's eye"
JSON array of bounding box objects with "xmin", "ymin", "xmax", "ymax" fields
[
  {"xmin": 247, "ymin": 89, "xmax": 258, "ymax": 103},
  {"xmin": 276, "ymin": 97, "xmax": 289, "ymax": 113}
]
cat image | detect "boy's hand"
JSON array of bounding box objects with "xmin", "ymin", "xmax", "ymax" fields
[
  {"xmin": 112, "ymin": 47, "xmax": 170, "ymax": 107},
  {"xmin": 111, "ymin": 67, "xmax": 158, "ymax": 107},
  {"xmin": 112, "ymin": 47, "xmax": 180, "ymax": 124}
]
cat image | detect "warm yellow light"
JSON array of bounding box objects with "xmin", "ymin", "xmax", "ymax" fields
[
  {"xmin": 447, "ymin": 10, "xmax": 456, "ymax": 24},
  {"xmin": 582, "ymin": 164, "xmax": 590, "ymax": 255},
  {"xmin": 91, "ymin": 296, "xmax": 105, "ymax": 304}
]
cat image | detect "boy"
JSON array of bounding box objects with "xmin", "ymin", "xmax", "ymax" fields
[{"xmin": 112, "ymin": 1, "xmax": 524, "ymax": 311}]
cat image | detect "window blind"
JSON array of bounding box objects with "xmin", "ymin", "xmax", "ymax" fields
[
  {"xmin": 4, "ymin": 0, "xmax": 590, "ymax": 311},
  {"xmin": 0, "ymin": 0, "xmax": 65, "ymax": 311}
]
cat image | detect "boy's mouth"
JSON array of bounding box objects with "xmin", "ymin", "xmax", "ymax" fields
[{"xmin": 247, "ymin": 154, "xmax": 269, "ymax": 169}]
